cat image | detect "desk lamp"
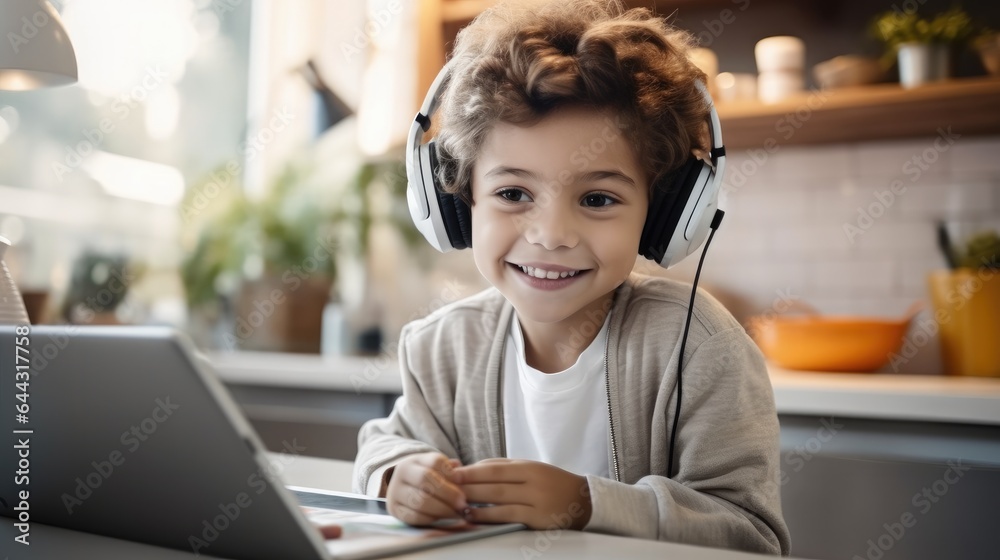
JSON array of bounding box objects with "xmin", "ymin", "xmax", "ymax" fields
[
  {"xmin": 0, "ymin": 0, "xmax": 78, "ymax": 323},
  {"xmin": 0, "ymin": 0, "xmax": 77, "ymax": 90}
]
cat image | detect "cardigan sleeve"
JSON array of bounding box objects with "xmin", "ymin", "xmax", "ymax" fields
[
  {"xmin": 582, "ymin": 327, "xmax": 791, "ymax": 556},
  {"xmin": 353, "ymin": 322, "xmax": 461, "ymax": 496}
]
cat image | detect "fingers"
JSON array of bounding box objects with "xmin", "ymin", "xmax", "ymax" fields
[
  {"xmin": 399, "ymin": 461, "xmax": 467, "ymax": 510},
  {"xmin": 461, "ymin": 481, "xmax": 529, "ymax": 506},
  {"xmin": 387, "ymin": 453, "xmax": 469, "ymax": 527},
  {"xmin": 393, "ymin": 501, "xmax": 468, "ymax": 528},
  {"xmin": 392, "ymin": 502, "xmax": 438, "ymax": 527},
  {"xmin": 453, "ymin": 461, "xmax": 526, "ymax": 484},
  {"xmin": 464, "ymin": 503, "xmax": 532, "ymax": 525}
]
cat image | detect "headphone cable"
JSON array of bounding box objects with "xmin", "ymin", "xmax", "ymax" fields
[{"xmin": 667, "ymin": 208, "xmax": 725, "ymax": 479}]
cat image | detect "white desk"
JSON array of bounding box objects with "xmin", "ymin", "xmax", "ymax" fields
[{"xmin": 1, "ymin": 453, "xmax": 793, "ymax": 560}]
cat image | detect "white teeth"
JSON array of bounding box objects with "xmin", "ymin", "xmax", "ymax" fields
[{"xmin": 515, "ymin": 264, "xmax": 580, "ymax": 279}]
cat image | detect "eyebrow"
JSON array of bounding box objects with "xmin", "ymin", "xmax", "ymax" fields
[{"xmin": 483, "ymin": 166, "xmax": 637, "ymax": 189}]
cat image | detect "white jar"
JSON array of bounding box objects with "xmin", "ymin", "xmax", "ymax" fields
[
  {"xmin": 755, "ymin": 36, "xmax": 806, "ymax": 73},
  {"xmin": 757, "ymin": 70, "xmax": 805, "ymax": 103}
]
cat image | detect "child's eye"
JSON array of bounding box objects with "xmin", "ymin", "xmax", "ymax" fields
[
  {"xmin": 495, "ymin": 187, "xmax": 532, "ymax": 203},
  {"xmin": 582, "ymin": 193, "xmax": 618, "ymax": 208}
]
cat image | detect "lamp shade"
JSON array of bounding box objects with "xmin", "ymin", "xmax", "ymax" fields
[{"xmin": 0, "ymin": 0, "xmax": 78, "ymax": 90}]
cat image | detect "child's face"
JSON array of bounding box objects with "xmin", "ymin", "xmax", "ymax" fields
[{"xmin": 469, "ymin": 106, "xmax": 649, "ymax": 327}]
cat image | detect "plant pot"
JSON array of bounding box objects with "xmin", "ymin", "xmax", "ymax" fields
[
  {"xmin": 927, "ymin": 268, "xmax": 1000, "ymax": 377},
  {"xmin": 897, "ymin": 42, "xmax": 950, "ymax": 88},
  {"xmin": 233, "ymin": 274, "xmax": 333, "ymax": 353}
]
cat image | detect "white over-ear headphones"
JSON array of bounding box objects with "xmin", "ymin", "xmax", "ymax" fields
[{"xmin": 406, "ymin": 58, "xmax": 726, "ymax": 269}]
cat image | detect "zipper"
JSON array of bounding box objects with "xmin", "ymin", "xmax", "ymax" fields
[
  {"xmin": 499, "ymin": 378, "xmax": 507, "ymax": 458},
  {"xmin": 498, "ymin": 316, "xmax": 508, "ymax": 459},
  {"xmin": 604, "ymin": 316, "xmax": 621, "ymax": 483},
  {"xmin": 495, "ymin": 308, "xmax": 619, "ymax": 482}
]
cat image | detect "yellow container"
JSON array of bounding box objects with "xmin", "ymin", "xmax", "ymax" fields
[{"xmin": 927, "ymin": 268, "xmax": 1000, "ymax": 377}]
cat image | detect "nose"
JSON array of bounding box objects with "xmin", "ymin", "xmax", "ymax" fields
[{"xmin": 522, "ymin": 202, "xmax": 579, "ymax": 250}]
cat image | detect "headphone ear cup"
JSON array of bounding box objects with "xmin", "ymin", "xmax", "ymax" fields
[
  {"xmin": 452, "ymin": 194, "xmax": 473, "ymax": 249},
  {"xmin": 428, "ymin": 142, "xmax": 473, "ymax": 250},
  {"xmin": 639, "ymin": 157, "xmax": 704, "ymax": 264},
  {"xmin": 436, "ymin": 189, "xmax": 472, "ymax": 250}
]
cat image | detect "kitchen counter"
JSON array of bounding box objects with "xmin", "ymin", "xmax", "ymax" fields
[
  {"xmin": 209, "ymin": 351, "xmax": 1000, "ymax": 559},
  {"xmin": 209, "ymin": 350, "xmax": 1000, "ymax": 426}
]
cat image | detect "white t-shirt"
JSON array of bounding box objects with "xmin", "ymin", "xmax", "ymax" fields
[{"xmin": 502, "ymin": 311, "xmax": 611, "ymax": 478}]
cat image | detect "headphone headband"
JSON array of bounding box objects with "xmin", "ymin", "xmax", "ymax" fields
[{"xmin": 406, "ymin": 58, "xmax": 726, "ymax": 267}]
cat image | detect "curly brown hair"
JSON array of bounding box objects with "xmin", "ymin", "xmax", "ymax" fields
[{"xmin": 433, "ymin": 0, "xmax": 710, "ymax": 205}]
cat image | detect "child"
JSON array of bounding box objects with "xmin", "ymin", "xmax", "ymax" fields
[{"xmin": 354, "ymin": 0, "xmax": 790, "ymax": 555}]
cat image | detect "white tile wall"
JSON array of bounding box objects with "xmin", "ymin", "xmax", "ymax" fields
[
  {"xmin": 854, "ymin": 136, "xmax": 954, "ymax": 178},
  {"xmin": 949, "ymin": 136, "xmax": 1000, "ymax": 175},
  {"xmin": 687, "ymin": 134, "xmax": 1000, "ymax": 374},
  {"xmin": 810, "ymin": 260, "xmax": 897, "ymax": 297},
  {"xmin": 896, "ymin": 179, "xmax": 995, "ymax": 219},
  {"xmin": 771, "ymin": 144, "xmax": 856, "ymax": 180}
]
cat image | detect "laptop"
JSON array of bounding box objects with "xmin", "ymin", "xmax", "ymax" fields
[{"xmin": 0, "ymin": 325, "xmax": 523, "ymax": 559}]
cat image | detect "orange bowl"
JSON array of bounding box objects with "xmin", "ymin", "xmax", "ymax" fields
[{"xmin": 748, "ymin": 309, "xmax": 917, "ymax": 373}]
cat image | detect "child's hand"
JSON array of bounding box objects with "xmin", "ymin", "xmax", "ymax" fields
[
  {"xmin": 386, "ymin": 452, "xmax": 469, "ymax": 527},
  {"xmin": 454, "ymin": 458, "xmax": 593, "ymax": 531}
]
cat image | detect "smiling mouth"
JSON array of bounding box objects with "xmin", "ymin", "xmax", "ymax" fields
[{"xmin": 508, "ymin": 263, "xmax": 590, "ymax": 280}]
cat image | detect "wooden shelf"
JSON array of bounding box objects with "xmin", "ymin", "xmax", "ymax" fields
[
  {"xmin": 716, "ymin": 77, "xmax": 1000, "ymax": 150},
  {"xmin": 442, "ymin": 0, "xmax": 494, "ymax": 23},
  {"xmin": 427, "ymin": 2, "xmax": 1000, "ymax": 150}
]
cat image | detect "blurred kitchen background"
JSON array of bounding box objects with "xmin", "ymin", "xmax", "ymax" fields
[{"xmin": 2, "ymin": 1, "xmax": 1000, "ymax": 559}]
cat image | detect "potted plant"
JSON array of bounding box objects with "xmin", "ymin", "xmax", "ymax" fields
[
  {"xmin": 871, "ymin": 7, "xmax": 976, "ymax": 88},
  {"xmin": 927, "ymin": 225, "xmax": 1000, "ymax": 377},
  {"xmin": 181, "ymin": 156, "xmax": 417, "ymax": 354},
  {"xmin": 61, "ymin": 251, "xmax": 140, "ymax": 325}
]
